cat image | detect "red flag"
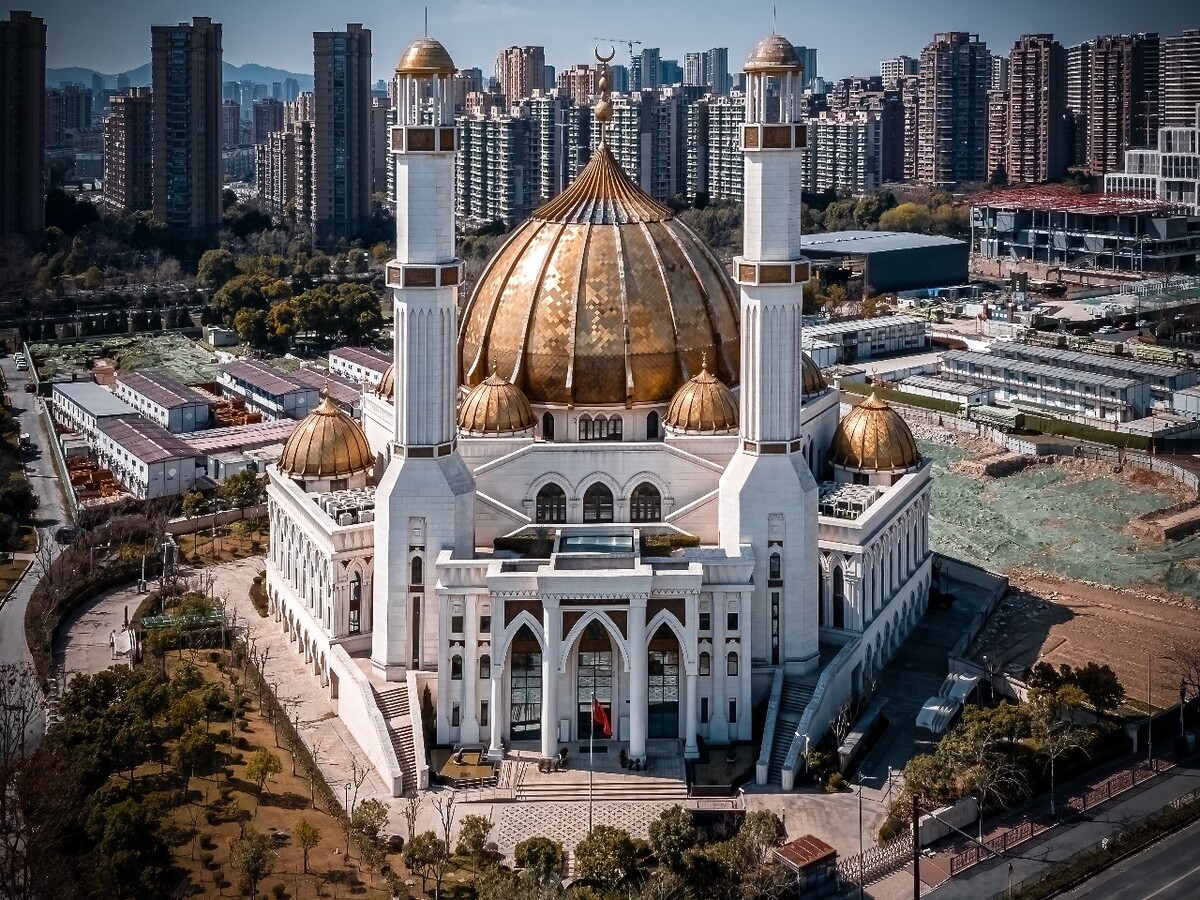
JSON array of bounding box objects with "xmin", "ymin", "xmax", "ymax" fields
[{"xmin": 591, "ymin": 696, "xmax": 612, "ymax": 738}]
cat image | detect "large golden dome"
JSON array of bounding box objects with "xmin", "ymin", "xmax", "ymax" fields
[
  {"xmin": 458, "ymin": 373, "xmax": 536, "ymax": 435},
  {"xmin": 396, "ymin": 38, "xmax": 456, "ymax": 76},
  {"xmin": 458, "ymin": 144, "xmax": 740, "ymax": 407},
  {"xmin": 802, "ymin": 352, "xmax": 826, "ymax": 396},
  {"xmin": 664, "ymin": 362, "xmax": 739, "ymax": 434},
  {"xmin": 745, "ymin": 34, "xmax": 803, "ymax": 73},
  {"xmin": 829, "ymin": 392, "xmax": 920, "ymax": 471},
  {"xmin": 278, "ymin": 396, "xmax": 374, "ymax": 479}
]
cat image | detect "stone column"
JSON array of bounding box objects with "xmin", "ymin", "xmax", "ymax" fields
[
  {"xmin": 685, "ymin": 672, "xmax": 699, "ymax": 758},
  {"xmin": 629, "ymin": 598, "xmax": 647, "ymax": 760},
  {"xmin": 541, "ymin": 600, "xmax": 560, "ymax": 759},
  {"xmin": 463, "ymin": 597, "xmax": 478, "ymax": 738},
  {"xmin": 488, "ymin": 664, "xmax": 503, "ymax": 760}
]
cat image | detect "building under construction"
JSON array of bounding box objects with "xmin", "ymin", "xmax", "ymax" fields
[{"xmin": 970, "ymin": 185, "xmax": 1200, "ymax": 273}]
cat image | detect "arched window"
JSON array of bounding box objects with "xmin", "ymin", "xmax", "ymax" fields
[
  {"xmin": 629, "ymin": 482, "xmax": 661, "ymax": 522},
  {"xmin": 579, "ymin": 414, "xmax": 622, "ymax": 441},
  {"xmin": 410, "ymin": 556, "xmax": 423, "ymax": 587},
  {"xmin": 535, "ymin": 483, "xmax": 567, "ymax": 523},
  {"xmin": 578, "ymin": 414, "xmax": 592, "ymax": 441},
  {"xmin": 769, "ymin": 553, "xmax": 781, "ymax": 580},
  {"xmin": 646, "ymin": 411, "xmax": 660, "ymax": 440},
  {"xmin": 726, "ymin": 652, "xmax": 739, "ymax": 677},
  {"xmin": 349, "ymin": 573, "xmax": 362, "ymax": 634},
  {"xmin": 583, "ymin": 483, "xmax": 614, "ymax": 522},
  {"xmin": 818, "ymin": 566, "xmax": 826, "ymax": 627},
  {"xmin": 542, "ymin": 411, "xmax": 555, "ymax": 441},
  {"xmin": 451, "ymin": 655, "xmax": 463, "ymax": 680},
  {"xmin": 479, "ymin": 653, "xmax": 491, "ymax": 681},
  {"xmin": 833, "ymin": 565, "xmax": 846, "ymax": 629},
  {"xmin": 699, "ymin": 651, "xmax": 710, "ymax": 676}
]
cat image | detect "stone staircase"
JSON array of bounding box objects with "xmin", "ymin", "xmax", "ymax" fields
[
  {"xmin": 515, "ymin": 777, "xmax": 689, "ymax": 804},
  {"xmin": 371, "ymin": 684, "xmax": 417, "ymax": 795},
  {"xmin": 767, "ymin": 677, "xmax": 816, "ymax": 786}
]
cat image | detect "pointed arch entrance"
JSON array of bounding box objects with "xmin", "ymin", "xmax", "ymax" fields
[
  {"xmin": 509, "ymin": 624, "xmax": 542, "ymax": 743},
  {"xmin": 575, "ymin": 620, "xmax": 614, "ymax": 739},
  {"xmin": 648, "ymin": 622, "xmax": 680, "ymax": 738}
]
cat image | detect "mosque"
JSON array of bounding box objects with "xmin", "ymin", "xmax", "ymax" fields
[{"xmin": 264, "ymin": 32, "xmax": 932, "ymax": 793}]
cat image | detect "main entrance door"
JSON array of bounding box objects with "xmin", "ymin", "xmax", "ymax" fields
[
  {"xmin": 576, "ymin": 621, "xmax": 612, "ymax": 739},
  {"xmin": 509, "ymin": 625, "xmax": 541, "ymax": 743},
  {"xmin": 648, "ymin": 623, "xmax": 680, "ymax": 738}
]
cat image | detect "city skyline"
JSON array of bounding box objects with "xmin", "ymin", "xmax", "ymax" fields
[{"xmin": 30, "ymin": 0, "xmax": 1198, "ymax": 84}]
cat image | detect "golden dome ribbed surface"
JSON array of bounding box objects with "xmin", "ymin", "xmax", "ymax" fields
[
  {"xmin": 459, "ymin": 144, "xmax": 740, "ymax": 407},
  {"xmin": 396, "ymin": 38, "xmax": 456, "ymax": 76},
  {"xmin": 664, "ymin": 364, "xmax": 739, "ymax": 434},
  {"xmin": 745, "ymin": 34, "xmax": 803, "ymax": 72},
  {"xmin": 802, "ymin": 352, "xmax": 826, "ymax": 396},
  {"xmin": 278, "ymin": 396, "xmax": 374, "ymax": 479},
  {"xmin": 375, "ymin": 363, "xmax": 395, "ymax": 401},
  {"xmin": 458, "ymin": 373, "xmax": 536, "ymax": 435},
  {"xmin": 829, "ymin": 392, "xmax": 921, "ymax": 471}
]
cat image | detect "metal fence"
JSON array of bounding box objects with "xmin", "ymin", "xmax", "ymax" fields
[{"xmin": 837, "ymin": 830, "xmax": 914, "ymax": 887}]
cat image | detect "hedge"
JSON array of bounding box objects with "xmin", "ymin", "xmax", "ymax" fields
[
  {"xmin": 839, "ymin": 380, "xmax": 962, "ymax": 414},
  {"xmin": 1022, "ymin": 414, "xmax": 1152, "ymax": 451}
]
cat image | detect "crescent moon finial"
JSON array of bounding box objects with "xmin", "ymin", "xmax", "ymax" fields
[{"xmin": 595, "ymin": 45, "xmax": 615, "ymax": 64}]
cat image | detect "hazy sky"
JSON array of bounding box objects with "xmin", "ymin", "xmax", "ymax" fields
[{"xmin": 30, "ymin": 0, "xmax": 1198, "ymax": 81}]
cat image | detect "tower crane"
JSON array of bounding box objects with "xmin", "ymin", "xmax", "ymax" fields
[{"xmin": 594, "ymin": 37, "xmax": 642, "ymax": 65}]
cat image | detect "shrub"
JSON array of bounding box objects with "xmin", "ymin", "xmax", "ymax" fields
[
  {"xmin": 878, "ymin": 818, "xmax": 902, "ymax": 843},
  {"xmin": 200, "ymin": 852, "xmax": 215, "ymax": 869},
  {"xmin": 825, "ymin": 772, "xmax": 848, "ymax": 793},
  {"xmin": 271, "ymin": 884, "xmax": 287, "ymax": 899},
  {"xmin": 200, "ymin": 833, "xmax": 215, "ymax": 850}
]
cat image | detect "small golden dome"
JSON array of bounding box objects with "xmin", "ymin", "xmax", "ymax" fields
[
  {"xmin": 460, "ymin": 144, "xmax": 740, "ymax": 407},
  {"xmin": 745, "ymin": 34, "xmax": 803, "ymax": 73},
  {"xmin": 278, "ymin": 396, "xmax": 374, "ymax": 479},
  {"xmin": 396, "ymin": 37, "xmax": 456, "ymax": 76},
  {"xmin": 829, "ymin": 392, "xmax": 920, "ymax": 471},
  {"xmin": 664, "ymin": 363, "xmax": 739, "ymax": 434},
  {"xmin": 458, "ymin": 373, "xmax": 536, "ymax": 436},
  {"xmin": 375, "ymin": 363, "xmax": 395, "ymax": 401},
  {"xmin": 802, "ymin": 352, "xmax": 826, "ymax": 396}
]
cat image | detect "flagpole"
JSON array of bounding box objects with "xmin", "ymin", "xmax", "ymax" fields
[{"xmin": 589, "ymin": 690, "xmax": 595, "ymax": 836}]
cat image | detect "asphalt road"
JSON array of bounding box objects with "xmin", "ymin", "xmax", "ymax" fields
[
  {"xmin": 1062, "ymin": 819, "xmax": 1200, "ymax": 899},
  {"xmin": 1, "ymin": 352, "xmax": 71, "ymax": 738}
]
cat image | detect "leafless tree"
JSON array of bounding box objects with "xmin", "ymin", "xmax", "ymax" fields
[
  {"xmin": 830, "ymin": 700, "xmax": 855, "ymax": 748},
  {"xmin": 433, "ymin": 791, "xmax": 456, "ymax": 853},
  {"xmin": 401, "ymin": 791, "xmax": 424, "ymax": 842},
  {"xmin": 1168, "ymin": 641, "xmax": 1200, "ymax": 707},
  {"xmin": 349, "ymin": 757, "xmax": 370, "ymax": 812},
  {"xmin": 1031, "ymin": 688, "xmax": 1091, "ymax": 816},
  {"xmin": 0, "ymin": 665, "xmax": 41, "ymax": 766}
]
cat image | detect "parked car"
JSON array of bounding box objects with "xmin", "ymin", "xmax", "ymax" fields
[
  {"xmin": 54, "ymin": 527, "xmax": 79, "ymax": 545},
  {"xmin": 1097, "ymin": 325, "xmax": 1118, "ymax": 334},
  {"xmin": 1135, "ymin": 319, "xmax": 1151, "ymax": 327}
]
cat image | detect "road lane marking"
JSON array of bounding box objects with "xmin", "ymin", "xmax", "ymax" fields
[{"xmin": 1140, "ymin": 859, "xmax": 1200, "ymax": 899}]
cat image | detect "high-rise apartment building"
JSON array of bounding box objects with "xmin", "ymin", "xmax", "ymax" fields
[
  {"xmin": 284, "ymin": 77, "xmax": 300, "ymax": 102},
  {"xmin": 684, "ymin": 47, "xmax": 732, "ymax": 95},
  {"xmin": 456, "ymin": 113, "xmax": 532, "ymax": 226},
  {"xmin": 899, "ymin": 75, "xmax": 920, "ymax": 183},
  {"xmin": 1085, "ymin": 33, "xmax": 1159, "ymax": 175},
  {"xmin": 257, "ymin": 119, "xmax": 312, "ymax": 223},
  {"xmin": 312, "ymin": 23, "xmax": 372, "ymax": 240},
  {"xmin": 609, "ymin": 65, "xmax": 629, "ymax": 94},
  {"xmin": 370, "ymin": 97, "xmax": 388, "ymax": 196},
  {"xmin": 632, "ymin": 48, "xmax": 661, "ymax": 92},
  {"xmin": 495, "ymin": 45, "xmax": 545, "ymax": 102},
  {"xmin": 801, "ymin": 110, "xmax": 882, "ymax": 194},
  {"xmin": 556, "ymin": 65, "xmax": 595, "ymax": 104},
  {"xmin": 151, "ymin": 16, "xmax": 223, "ymax": 234},
  {"xmin": 603, "ymin": 89, "xmax": 686, "ymax": 202},
  {"xmin": 793, "ymin": 45, "xmax": 818, "ymax": 89},
  {"xmin": 1162, "ymin": 30, "xmax": 1200, "ymax": 128},
  {"xmin": 987, "ymin": 89, "xmax": 1008, "ymax": 181},
  {"xmin": 917, "ymin": 32, "xmax": 990, "ymax": 186},
  {"xmin": 44, "ymin": 89, "xmax": 64, "ymax": 146},
  {"xmin": 103, "ymin": 87, "xmax": 153, "ymax": 213},
  {"xmin": 0, "ymin": 10, "xmax": 46, "ymax": 239},
  {"xmin": 1006, "ymin": 34, "xmax": 1066, "ymax": 184},
  {"xmin": 991, "ymin": 55, "xmax": 1009, "ymax": 92},
  {"xmin": 221, "ymin": 99, "xmax": 241, "ymax": 149},
  {"xmin": 705, "ymin": 93, "xmax": 745, "ymax": 202},
  {"xmin": 660, "ymin": 59, "xmax": 683, "ymax": 86},
  {"xmin": 1104, "ymin": 102, "xmax": 1200, "ymax": 213},
  {"xmin": 880, "ymin": 55, "xmax": 918, "ymax": 87},
  {"xmin": 253, "ymin": 97, "xmax": 284, "ymax": 144},
  {"xmin": 1066, "ymin": 41, "xmax": 1091, "ymax": 168}
]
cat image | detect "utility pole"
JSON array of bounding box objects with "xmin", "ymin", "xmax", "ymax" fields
[{"xmin": 912, "ymin": 793, "xmax": 921, "ymax": 899}]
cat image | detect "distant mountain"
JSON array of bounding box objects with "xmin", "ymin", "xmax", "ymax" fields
[{"xmin": 46, "ymin": 62, "xmax": 313, "ymax": 91}]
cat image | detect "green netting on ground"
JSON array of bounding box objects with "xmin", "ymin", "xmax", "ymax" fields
[
  {"xmin": 29, "ymin": 334, "xmax": 217, "ymax": 384},
  {"xmin": 923, "ymin": 441, "xmax": 1200, "ymax": 599}
]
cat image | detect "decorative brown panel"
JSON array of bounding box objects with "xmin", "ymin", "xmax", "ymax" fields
[
  {"xmin": 759, "ymin": 264, "xmax": 792, "ymax": 284},
  {"xmin": 385, "ymin": 263, "xmax": 402, "ymax": 286},
  {"xmin": 562, "ymin": 610, "xmax": 584, "ymax": 635},
  {"xmin": 795, "ymin": 125, "xmax": 807, "ymax": 148},
  {"xmin": 441, "ymin": 264, "xmax": 459, "ymax": 285},
  {"xmin": 439, "ymin": 128, "xmax": 456, "ymax": 151},
  {"xmin": 795, "ymin": 262, "xmax": 811, "ymax": 282},
  {"xmin": 763, "ymin": 125, "xmax": 793, "ymax": 149},
  {"xmin": 405, "ymin": 267, "xmax": 437, "ymax": 287},
  {"xmin": 504, "ymin": 600, "xmax": 543, "ymax": 628},
  {"xmin": 742, "ymin": 125, "xmax": 759, "ymax": 149},
  {"xmin": 607, "ymin": 609, "xmax": 627, "ymax": 638},
  {"xmin": 738, "ymin": 263, "xmax": 757, "ymax": 283},
  {"xmin": 390, "ymin": 127, "xmax": 404, "ymax": 153},
  {"xmin": 407, "ymin": 127, "xmax": 435, "ymax": 151}
]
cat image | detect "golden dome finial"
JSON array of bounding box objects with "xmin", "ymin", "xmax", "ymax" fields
[
  {"xmin": 700, "ymin": 350, "xmax": 708, "ymax": 372},
  {"xmin": 594, "ymin": 46, "xmax": 614, "ymax": 144}
]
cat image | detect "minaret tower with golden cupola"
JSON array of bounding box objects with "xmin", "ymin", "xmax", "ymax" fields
[
  {"xmin": 372, "ymin": 37, "xmax": 476, "ymax": 680},
  {"xmin": 718, "ymin": 32, "xmax": 820, "ymax": 676}
]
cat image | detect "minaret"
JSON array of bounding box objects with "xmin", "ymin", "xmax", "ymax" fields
[
  {"xmin": 718, "ymin": 33, "xmax": 820, "ymax": 676},
  {"xmin": 372, "ymin": 38, "xmax": 475, "ymax": 679}
]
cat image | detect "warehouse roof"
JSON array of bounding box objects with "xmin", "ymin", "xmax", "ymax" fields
[
  {"xmin": 117, "ymin": 370, "xmax": 212, "ymax": 410},
  {"xmin": 801, "ymin": 230, "xmax": 967, "ymax": 254},
  {"xmin": 804, "ymin": 315, "xmax": 928, "ymax": 339},
  {"xmin": 942, "ymin": 350, "xmax": 1142, "ymax": 391},
  {"xmin": 98, "ymin": 417, "xmax": 197, "ymax": 464},
  {"xmin": 52, "ymin": 381, "xmax": 137, "ymax": 418},
  {"xmin": 329, "ymin": 346, "xmax": 391, "ymax": 374},
  {"xmin": 183, "ymin": 419, "xmax": 299, "ymax": 456},
  {"xmin": 220, "ymin": 359, "xmax": 313, "ymax": 398},
  {"xmin": 288, "ymin": 368, "xmax": 362, "ymax": 407},
  {"xmin": 971, "ymin": 185, "xmax": 1183, "ymax": 216},
  {"xmin": 901, "ymin": 374, "xmax": 989, "ymax": 396},
  {"xmin": 990, "ymin": 343, "xmax": 1192, "ymax": 382}
]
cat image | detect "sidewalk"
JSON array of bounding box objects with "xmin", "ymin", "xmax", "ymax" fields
[{"xmin": 866, "ymin": 759, "xmax": 1200, "ymax": 899}]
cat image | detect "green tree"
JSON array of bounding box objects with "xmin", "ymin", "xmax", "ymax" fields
[
  {"xmin": 293, "ymin": 818, "xmax": 322, "ymax": 874},
  {"xmin": 233, "ymin": 307, "xmax": 269, "ymax": 346},
  {"xmin": 1071, "ymin": 662, "xmax": 1125, "ymax": 716},
  {"xmin": 245, "ymin": 748, "xmax": 283, "ymax": 813},
  {"xmin": 181, "ymin": 491, "xmax": 208, "ymax": 555},
  {"xmin": 575, "ymin": 824, "xmax": 638, "ymax": 889},
  {"xmin": 351, "ymin": 797, "xmax": 389, "ymax": 847},
  {"xmin": 1030, "ymin": 685, "xmax": 1091, "ymax": 815},
  {"xmin": 456, "ymin": 813, "xmax": 492, "ymax": 859},
  {"xmin": 648, "ymin": 804, "xmax": 697, "ymax": 872},
  {"xmin": 198, "ymin": 248, "xmax": 237, "ymax": 290},
  {"xmin": 173, "ymin": 724, "xmax": 216, "ymax": 780},
  {"xmin": 219, "ymin": 469, "xmax": 266, "ymax": 519},
  {"xmin": 80, "ymin": 265, "xmax": 104, "ymax": 290},
  {"xmin": 878, "ymin": 202, "xmax": 933, "ymax": 233},
  {"xmin": 737, "ymin": 809, "xmax": 787, "ymax": 864},
  {"xmin": 514, "ymin": 835, "xmax": 566, "ymax": 883},
  {"xmin": 229, "ymin": 827, "xmax": 274, "ymax": 896},
  {"xmin": 404, "ymin": 831, "xmax": 449, "ymax": 895}
]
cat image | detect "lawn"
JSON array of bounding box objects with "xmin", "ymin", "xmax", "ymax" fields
[
  {"xmin": 0, "ymin": 559, "xmax": 29, "ymax": 596},
  {"xmin": 182, "ymin": 516, "xmax": 268, "ymax": 565}
]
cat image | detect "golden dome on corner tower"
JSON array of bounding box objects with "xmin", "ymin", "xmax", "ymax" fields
[
  {"xmin": 744, "ymin": 33, "xmax": 803, "ymax": 73},
  {"xmin": 829, "ymin": 392, "xmax": 920, "ymax": 472},
  {"xmin": 458, "ymin": 373, "xmax": 536, "ymax": 436},
  {"xmin": 375, "ymin": 363, "xmax": 395, "ymax": 402},
  {"xmin": 458, "ymin": 144, "xmax": 741, "ymax": 407},
  {"xmin": 664, "ymin": 362, "xmax": 739, "ymax": 434},
  {"xmin": 396, "ymin": 37, "xmax": 456, "ymax": 76},
  {"xmin": 802, "ymin": 352, "xmax": 826, "ymax": 396},
  {"xmin": 278, "ymin": 396, "xmax": 374, "ymax": 479}
]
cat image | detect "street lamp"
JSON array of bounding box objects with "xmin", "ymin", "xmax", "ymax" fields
[{"xmin": 856, "ymin": 772, "xmax": 881, "ymax": 900}]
